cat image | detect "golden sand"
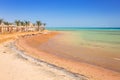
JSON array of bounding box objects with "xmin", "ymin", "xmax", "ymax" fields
[
  {"xmin": 0, "ymin": 31, "xmax": 87, "ymax": 80},
  {"xmin": 0, "ymin": 31, "xmax": 42, "ymax": 43}
]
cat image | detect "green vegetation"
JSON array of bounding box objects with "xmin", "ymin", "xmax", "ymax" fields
[
  {"xmin": 0, "ymin": 18, "xmax": 46, "ymax": 33},
  {"xmin": 0, "ymin": 19, "xmax": 3, "ymax": 25}
]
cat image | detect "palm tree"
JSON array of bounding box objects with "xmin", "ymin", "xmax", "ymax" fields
[
  {"xmin": 43, "ymin": 23, "xmax": 46, "ymax": 29},
  {"xmin": 25, "ymin": 21, "xmax": 30, "ymax": 31},
  {"xmin": 21, "ymin": 21, "xmax": 25, "ymax": 26},
  {"xmin": 0, "ymin": 19, "xmax": 3, "ymax": 25},
  {"xmin": 41, "ymin": 23, "xmax": 46, "ymax": 31},
  {"xmin": 4, "ymin": 21, "xmax": 9, "ymax": 25},
  {"xmin": 0, "ymin": 19, "xmax": 4, "ymax": 33},
  {"xmin": 3, "ymin": 21, "xmax": 8, "ymax": 33},
  {"xmin": 43, "ymin": 23, "xmax": 46, "ymax": 26},
  {"xmin": 20, "ymin": 21, "xmax": 25, "ymax": 32},
  {"xmin": 15, "ymin": 20, "xmax": 21, "ymax": 32},
  {"xmin": 36, "ymin": 21, "xmax": 42, "ymax": 31},
  {"xmin": 15, "ymin": 20, "xmax": 21, "ymax": 26}
]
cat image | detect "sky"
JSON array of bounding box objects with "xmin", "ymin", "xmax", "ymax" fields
[{"xmin": 0, "ymin": 0, "xmax": 120, "ymax": 27}]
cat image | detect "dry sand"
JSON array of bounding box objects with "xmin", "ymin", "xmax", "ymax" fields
[
  {"xmin": 0, "ymin": 31, "xmax": 87, "ymax": 80},
  {"xmin": 16, "ymin": 31, "xmax": 120, "ymax": 80}
]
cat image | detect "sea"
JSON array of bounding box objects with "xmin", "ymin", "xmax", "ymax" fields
[
  {"xmin": 47, "ymin": 27, "xmax": 120, "ymax": 48},
  {"xmin": 39, "ymin": 27, "xmax": 120, "ymax": 72}
]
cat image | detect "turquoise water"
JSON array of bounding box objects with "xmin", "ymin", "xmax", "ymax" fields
[
  {"xmin": 81, "ymin": 30, "xmax": 120, "ymax": 44},
  {"xmin": 40, "ymin": 27, "xmax": 120, "ymax": 72},
  {"xmin": 47, "ymin": 27, "xmax": 120, "ymax": 47},
  {"xmin": 47, "ymin": 27, "xmax": 120, "ymax": 31}
]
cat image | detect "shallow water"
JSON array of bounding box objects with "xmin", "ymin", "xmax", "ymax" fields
[
  {"xmin": 61, "ymin": 30, "xmax": 120, "ymax": 49},
  {"xmin": 39, "ymin": 29, "xmax": 120, "ymax": 72}
]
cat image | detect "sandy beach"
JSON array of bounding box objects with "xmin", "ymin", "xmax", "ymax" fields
[
  {"xmin": 0, "ymin": 31, "xmax": 120, "ymax": 80},
  {"xmin": 0, "ymin": 31, "xmax": 88, "ymax": 80},
  {"xmin": 15, "ymin": 31, "xmax": 120, "ymax": 80},
  {"xmin": 1, "ymin": 0, "xmax": 120, "ymax": 80}
]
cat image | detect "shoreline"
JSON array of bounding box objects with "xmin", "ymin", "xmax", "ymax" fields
[
  {"xmin": 0, "ymin": 31, "xmax": 88, "ymax": 80},
  {"xmin": 12, "ymin": 41, "xmax": 88, "ymax": 80},
  {"xmin": 38, "ymin": 31, "xmax": 120, "ymax": 72},
  {"xmin": 15, "ymin": 31, "xmax": 120, "ymax": 80}
]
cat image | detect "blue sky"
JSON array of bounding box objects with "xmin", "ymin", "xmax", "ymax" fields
[{"xmin": 0, "ymin": 0, "xmax": 120, "ymax": 27}]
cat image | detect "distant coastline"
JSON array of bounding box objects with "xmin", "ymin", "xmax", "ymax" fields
[{"xmin": 46, "ymin": 27, "xmax": 120, "ymax": 31}]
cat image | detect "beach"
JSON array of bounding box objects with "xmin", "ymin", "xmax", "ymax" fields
[
  {"xmin": 1, "ymin": 0, "xmax": 120, "ymax": 80},
  {"xmin": 15, "ymin": 31, "xmax": 120, "ymax": 80},
  {"xmin": 0, "ymin": 31, "xmax": 88, "ymax": 80},
  {"xmin": 0, "ymin": 31, "xmax": 120, "ymax": 80}
]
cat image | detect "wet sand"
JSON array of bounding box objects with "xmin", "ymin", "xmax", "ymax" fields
[{"xmin": 16, "ymin": 31, "xmax": 120, "ymax": 80}]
